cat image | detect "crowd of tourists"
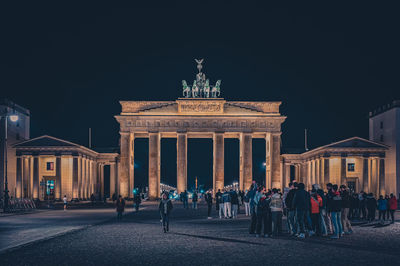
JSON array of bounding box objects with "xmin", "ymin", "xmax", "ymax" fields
[{"xmin": 246, "ymin": 181, "xmax": 398, "ymax": 239}]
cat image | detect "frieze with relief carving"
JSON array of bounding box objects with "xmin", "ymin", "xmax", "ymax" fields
[{"xmin": 121, "ymin": 117, "xmax": 283, "ymax": 132}]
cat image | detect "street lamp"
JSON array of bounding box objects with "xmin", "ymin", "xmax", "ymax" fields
[{"xmin": 2, "ymin": 113, "xmax": 19, "ymax": 212}]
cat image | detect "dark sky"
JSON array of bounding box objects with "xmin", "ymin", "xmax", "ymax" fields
[{"xmin": 1, "ymin": 2, "xmax": 399, "ymax": 188}]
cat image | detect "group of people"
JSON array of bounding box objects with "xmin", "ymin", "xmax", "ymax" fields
[
  {"xmin": 246, "ymin": 181, "xmax": 398, "ymax": 239},
  {"xmin": 214, "ymin": 189, "xmax": 242, "ymax": 219},
  {"xmin": 115, "ymin": 182, "xmax": 398, "ymax": 236},
  {"xmin": 346, "ymin": 192, "xmax": 398, "ymax": 223}
]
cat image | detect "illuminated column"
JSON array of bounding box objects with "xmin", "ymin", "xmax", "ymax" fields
[
  {"xmin": 33, "ymin": 156, "xmax": 39, "ymax": 199},
  {"xmin": 177, "ymin": 133, "xmax": 187, "ymax": 194},
  {"xmin": 100, "ymin": 164, "xmax": 104, "ymax": 198},
  {"xmin": 270, "ymin": 133, "xmax": 281, "ymax": 189},
  {"xmin": 16, "ymin": 156, "xmax": 22, "ymax": 198},
  {"xmin": 148, "ymin": 132, "xmax": 161, "ymax": 200},
  {"xmin": 129, "ymin": 133, "xmax": 135, "ymax": 198},
  {"xmin": 240, "ymin": 133, "xmax": 252, "ymax": 191},
  {"xmin": 340, "ymin": 156, "xmax": 346, "ymax": 186},
  {"xmin": 82, "ymin": 157, "xmax": 87, "ymax": 199},
  {"xmin": 362, "ymin": 157, "xmax": 369, "ymax": 192},
  {"xmin": 315, "ymin": 159, "xmax": 320, "ymax": 186},
  {"xmin": 284, "ymin": 164, "xmax": 291, "ymax": 188},
  {"xmin": 23, "ymin": 157, "xmax": 31, "ymax": 198},
  {"xmin": 119, "ymin": 132, "xmax": 130, "ymax": 198},
  {"xmin": 86, "ymin": 158, "xmax": 89, "ymax": 199},
  {"xmin": 110, "ymin": 162, "xmax": 116, "ymax": 197},
  {"xmin": 370, "ymin": 158, "xmax": 378, "ymax": 195},
  {"xmin": 77, "ymin": 157, "xmax": 82, "ymax": 199},
  {"xmin": 55, "ymin": 156, "xmax": 61, "ymax": 200},
  {"xmin": 213, "ymin": 132, "xmax": 224, "ymax": 193},
  {"xmin": 72, "ymin": 156, "xmax": 79, "ymax": 200},
  {"xmin": 324, "ymin": 157, "xmax": 330, "ymax": 187},
  {"xmin": 379, "ymin": 158, "xmax": 385, "ymax": 196},
  {"xmin": 307, "ymin": 161, "xmax": 311, "ymax": 189}
]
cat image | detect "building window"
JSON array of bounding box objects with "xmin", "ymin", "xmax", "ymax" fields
[
  {"xmin": 348, "ymin": 163, "xmax": 355, "ymax": 172},
  {"xmin": 380, "ymin": 134, "xmax": 384, "ymax": 142},
  {"xmin": 380, "ymin": 121, "xmax": 383, "ymax": 129},
  {"xmin": 46, "ymin": 162, "xmax": 54, "ymax": 171}
]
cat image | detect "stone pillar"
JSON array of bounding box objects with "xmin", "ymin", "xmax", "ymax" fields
[
  {"xmin": 324, "ymin": 158, "xmax": 330, "ymax": 187},
  {"xmin": 16, "ymin": 156, "xmax": 22, "ymax": 198},
  {"xmin": 362, "ymin": 157, "xmax": 369, "ymax": 192},
  {"xmin": 23, "ymin": 157, "xmax": 31, "ymax": 198},
  {"xmin": 177, "ymin": 133, "xmax": 187, "ymax": 194},
  {"xmin": 33, "ymin": 156, "xmax": 39, "ymax": 199},
  {"xmin": 319, "ymin": 158, "xmax": 323, "ymax": 187},
  {"xmin": 148, "ymin": 132, "xmax": 161, "ymax": 200},
  {"xmin": 100, "ymin": 164, "xmax": 104, "ymax": 198},
  {"xmin": 129, "ymin": 133, "xmax": 135, "ymax": 198},
  {"xmin": 379, "ymin": 158, "xmax": 385, "ymax": 196},
  {"xmin": 340, "ymin": 157, "xmax": 346, "ymax": 186},
  {"xmin": 213, "ymin": 133, "xmax": 224, "ymax": 193},
  {"xmin": 119, "ymin": 132, "xmax": 130, "ymax": 198},
  {"xmin": 270, "ymin": 133, "xmax": 281, "ymax": 189},
  {"xmin": 77, "ymin": 157, "xmax": 82, "ymax": 199},
  {"xmin": 55, "ymin": 156, "xmax": 61, "ymax": 200},
  {"xmin": 72, "ymin": 156, "xmax": 79, "ymax": 200},
  {"xmin": 284, "ymin": 164, "xmax": 291, "ymax": 188},
  {"xmin": 240, "ymin": 133, "xmax": 252, "ymax": 191},
  {"xmin": 370, "ymin": 159, "xmax": 377, "ymax": 195},
  {"xmin": 307, "ymin": 161, "xmax": 311, "ymax": 189},
  {"xmin": 110, "ymin": 162, "xmax": 116, "ymax": 197}
]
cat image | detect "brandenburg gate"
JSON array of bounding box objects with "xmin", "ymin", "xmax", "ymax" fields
[{"xmin": 115, "ymin": 60, "xmax": 286, "ymax": 199}]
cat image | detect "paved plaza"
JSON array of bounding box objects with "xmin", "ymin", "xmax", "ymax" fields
[{"xmin": 0, "ymin": 202, "xmax": 399, "ymax": 266}]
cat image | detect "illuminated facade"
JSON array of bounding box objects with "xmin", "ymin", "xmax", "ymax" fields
[
  {"xmin": 282, "ymin": 137, "xmax": 388, "ymax": 195},
  {"xmin": 115, "ymin": 98, "xmax": 286, "ymax": 199},
  {"xmin": 13, "ymin": 136, "xmax": 118, "ymax": 200}
]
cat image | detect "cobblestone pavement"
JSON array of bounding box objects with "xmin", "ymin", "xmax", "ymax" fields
[{"xmin": 0, "ymin": 202, "xmax": 399, "ymax": 266}]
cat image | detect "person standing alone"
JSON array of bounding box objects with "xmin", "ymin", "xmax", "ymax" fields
[
  {"xmin": 63, "ymin": 195, "xmax": 68, "ymax": 211},
  {"xmin": 159, "ymin": 193, "xmax": 173, "ymax": 233},
  {"xmin": 116, "ymin": 195, "xmax": 125, "ymax": 221},
  {"xmin": 205, "ymin": 191, "xmax": 213, "ymax": 219}
]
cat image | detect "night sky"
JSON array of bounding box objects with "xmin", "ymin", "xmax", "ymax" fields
[{"xmin": 1, "ymin": 3, "xmax": 399, "ymax": 189}]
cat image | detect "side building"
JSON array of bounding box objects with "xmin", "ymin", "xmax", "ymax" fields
[
  {"xmin": 282, "ymin": 137, "xmax": 388, "ymax": 196},
  {"xmin": 369, "ymin": 100, "xmax": 400, "ymax": 198},
  {"xmin": 13, "ymin": 135, "xmax": 118, "ymax": 201}
]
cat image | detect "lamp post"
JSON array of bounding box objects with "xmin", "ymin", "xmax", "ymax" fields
[{"xmin": 2, "ymin": 113, "xmax": 19, "ymax": 212}]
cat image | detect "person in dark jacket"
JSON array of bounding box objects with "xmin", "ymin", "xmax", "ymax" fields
[
  {"xmin": 285, "ymin": 182, "xmax": 297, "ymax": 235},
  {"xmin": 231, "ymin": 190, "xmax": 239, "ymax": 218},
  {"xmin": 327, "ymin": 185, "xmax": 343, "ymax": 239},
  {"xmin": 205, "ymin": 191, "xmax": 213, "ymax": 219},
  {"xmin": 116, "ymin": 195, "xmax": 125, "ymax": 221},
  {"xmin": 134, "ymin": 192, "xmax": 142, "ymax": 212},
  {"xmin": 159, "ymin": 193, "xmax": 173, "ymax": 233},
  {"xmin": 366, "ymin": 193, "xmax": 377, "ymax": 222},
  {"xmin": 248, "ymin": 183, "xmax": 258, "ymax": 234},
  {"xmin": 359, "ymin": 192, "xmax": 367, "ymax": 220},
  {"xmin": 349, "ymin": 193, "xmax": 359, "ymax": 220},
  {"xmin": 256, "ymin": 190, "xmax": 271, "ymax": 237},
  {"xmin": 216, "ymin": 189, "xmax": 222, "ymax": 212},
  {"xmin": 340, "ymin": 185, "xmax": 353, "ymax": 234},
  {"xmin": 192, "ymin": 191, "xmax": 198, "ymax": 209},
  {"xmin": 317, "ymin": 188, "xmax": 328, "ymax": 236},
  {"xmin": 292, "ymin": 183, "xmax": 309, "ymax": 239}
]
